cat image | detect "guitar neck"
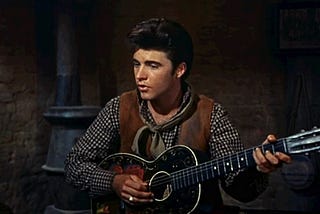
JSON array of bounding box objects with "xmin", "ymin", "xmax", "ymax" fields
[{"xmin": 171, "ymin": 139, "xmax": 287, "ymax": 190}]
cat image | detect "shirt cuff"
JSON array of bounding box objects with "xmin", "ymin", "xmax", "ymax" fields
[{"xmin": 90, "ymin": 168, "xmax": 116, "ymax": 196}]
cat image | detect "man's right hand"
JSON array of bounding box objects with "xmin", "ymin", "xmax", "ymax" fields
[{"xmin": 111, "ymin": 174, "xmax": 154, "ymax": 205}]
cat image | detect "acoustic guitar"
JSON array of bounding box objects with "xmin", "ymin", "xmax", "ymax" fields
[{"xmin": 91, "ymin": 128, "xmax": 320, "ymax": 214}]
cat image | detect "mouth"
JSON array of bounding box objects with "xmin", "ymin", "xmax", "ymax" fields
[{"xmin": 137, "ymin": 84, "xmax": 149, "ymax": 92}]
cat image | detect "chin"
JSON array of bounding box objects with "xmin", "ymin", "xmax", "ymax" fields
[{"xmin": 139, "ymin": 92, "xmax": 152, "ymax": 100}]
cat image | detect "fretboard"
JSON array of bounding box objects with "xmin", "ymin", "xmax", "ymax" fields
[{"xmin": 171, "ymin": 139, "xmax": 288, "ymax": 190}]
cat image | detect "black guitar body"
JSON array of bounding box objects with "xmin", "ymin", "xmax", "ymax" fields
[{"xmin": 92, "ymin": 146, "xmax": 213, "ymax": 214}]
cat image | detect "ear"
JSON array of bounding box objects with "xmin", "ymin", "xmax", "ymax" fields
[{"xmin": 175, "ymin": 62, "xmax": 187, "ymax": 78}]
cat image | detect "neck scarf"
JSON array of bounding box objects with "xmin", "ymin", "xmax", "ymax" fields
[{"xmin": 131, "ymin": 88, "xmax": 196, "ymax": 159}]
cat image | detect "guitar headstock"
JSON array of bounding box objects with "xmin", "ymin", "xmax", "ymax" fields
[{"xmin": 284, "ymin": 127, "xmax": 320, "ymax": 155}]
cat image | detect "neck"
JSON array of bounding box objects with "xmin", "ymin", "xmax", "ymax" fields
[
  {"xmin": 148, "ymin": 85, "xmax": 183, "ymax": 124},
  {"xmin": 149, "ymin": 88, "xmax": 183, "ymax": 114}
]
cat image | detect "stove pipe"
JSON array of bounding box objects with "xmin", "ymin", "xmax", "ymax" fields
[{"xmin": 42, "ymin": 1, "xmax": 100, "ymax": 213}]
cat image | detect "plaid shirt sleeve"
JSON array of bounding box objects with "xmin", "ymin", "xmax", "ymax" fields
[
  {"xmin": 64, "ymin": 97, "xmax": 121, "ymax": 196},
  {"xmin": 209, "ymin": 103, "xmax": 243, "ymax": 185},
  {"xmin": 209, "ymin": 103, "xmax": 268, "ymax": 201},
  {"xmin": 209, "ymin": 103, "xmax": 243, "ymax": 160}
]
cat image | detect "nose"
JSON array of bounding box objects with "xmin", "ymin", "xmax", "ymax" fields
[{"xmin": 135, "ymin": 65, "xmax": 147, "ymax": 81}]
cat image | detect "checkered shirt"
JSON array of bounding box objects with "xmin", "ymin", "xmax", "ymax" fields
[{"xmin": 64, "ymin": 89, "xmax": 245, "ymax": 197}]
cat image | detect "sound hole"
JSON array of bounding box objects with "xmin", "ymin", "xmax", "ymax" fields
[{"xmin": 149, "ymin": 171, "xmax": 172, "ymax": 201}]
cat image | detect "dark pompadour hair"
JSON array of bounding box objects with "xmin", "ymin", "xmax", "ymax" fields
[{"xmin": 127, "ymin": 18, "xmax": 193, "ymax": 80}]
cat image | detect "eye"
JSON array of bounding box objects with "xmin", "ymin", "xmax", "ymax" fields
[
  {"xmin": 150, "ymin": 63, "xmax": 159, "ymax": 69},
  {"xmin": 133, "ymin": 61, "xmax": 140, "ymax": 68},
  {"xmin": 147, "ymin": 61, "xmax": 162, "ymax": 70}
]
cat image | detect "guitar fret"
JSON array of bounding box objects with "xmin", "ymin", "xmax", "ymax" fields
[
  {"xmin": 244, "ymin": 151, "xmax": 248, "ymax": 166},
  {"xmin": 200, "ymin": 169, "xmax": 204, "ymax": 182},
  {"xmin": 271, "ymin": 144, "xmax": 275, "ymax": 153},
  {"xmin": 211, "ymin": 163, "xmax": 215, "ymax": 178},
  {"xmin": 217, "ymin": 161, "xmax": 220, "ymax": 175},
  {"xmin": 261, "ymin": 145, "xmax": 265, "ymax": 153},
  {"xmin": 203, "ymin": 167, "xmax": 206, "ymax": 181},
  {"xmin": 281, "ymin": 139, "xmax": 288, "ymax": 153},
  {"xmin": 210, "ymin": 164, "xmax": 214, "ymax": 178},
  {"xmin": 205, "ymin": 163, "xmax": 210, "ymax": 179},
  {"xmin": 223, "ymin": 159, "xmax": 226, "ymax": 174},
  {"xmin": 237, "ymin": 153, "xmax": 240, "ymax": 169}
]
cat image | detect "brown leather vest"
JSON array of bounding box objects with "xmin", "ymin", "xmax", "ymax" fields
[
  {"xmin": 119, "ymin": 90, "xmax": 213, "ymax": 154},
  {"xmin": 118, "ymin": 90, "xmax": 224, "ymax": 214}
]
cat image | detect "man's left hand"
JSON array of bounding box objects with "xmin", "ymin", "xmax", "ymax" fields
[{"xmin": 253, "ymin": 134, "xmax": 292, "ymax": 173}]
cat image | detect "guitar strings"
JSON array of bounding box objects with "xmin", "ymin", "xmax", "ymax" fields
[
  {"xmin": 148, "ymin": 142, "xmax": 286, "ymax": 189},
  {"xmin": 148, "ymin": 133, "xmax": 320, "ymax": 188}
]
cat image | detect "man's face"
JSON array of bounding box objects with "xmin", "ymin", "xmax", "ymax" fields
[{"xmin": 133, "ymin": 49, "xmax": 180, "ymax": 101}]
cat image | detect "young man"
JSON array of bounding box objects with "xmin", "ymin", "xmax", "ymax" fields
[{"xmin": 65, "ymin": 18, "xmax": 291, "ymax": 213}]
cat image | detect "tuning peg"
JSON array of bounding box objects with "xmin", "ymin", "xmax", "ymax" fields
[
  {"xmin": 312, "ymin": 126, "xmax": 318, "ymax": 129},
  {"xmin": 300, "ymin": 129, "xmax": 305, "ymax": 132}
]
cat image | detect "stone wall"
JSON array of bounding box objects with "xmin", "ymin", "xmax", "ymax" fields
[
  {"xmin": 0, "ymin": 0, "xmax": 319, "ymax": 213},
  {"xmin": 0, "ymin": 1, "xmax": 53, "ymax": 213}
]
